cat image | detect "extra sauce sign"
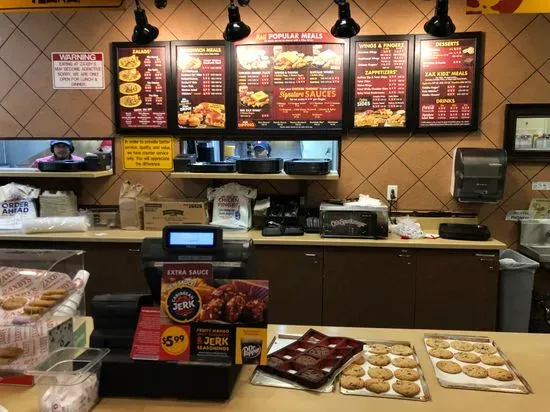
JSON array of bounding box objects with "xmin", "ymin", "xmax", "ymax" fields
[{"xmin": 51, "ymin": 52, "xmax": 105, "ymax": 90}]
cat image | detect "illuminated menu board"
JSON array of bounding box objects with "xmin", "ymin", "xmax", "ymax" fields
[
  {"xmin": 235, "ymin": 32, "xmax": 345, "ymax": 131},
  {"xmin": 414, "ymin": 33, "xmax": 482, "ymax": 131},
  {"xmin": 351, "ymin": 36, "xmax": 413, "ymax": 130},
  {"xmin": 113, "ymin": 43, "xmax": 171, "ymax": 132}
]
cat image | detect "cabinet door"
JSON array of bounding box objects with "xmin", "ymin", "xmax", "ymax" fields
[
  {"xmin": 323, "ymin": 248, "xmax": 415, "ymax": 328},
  {"xmin": 255, "ymin": 246, "xmax": 323, "ymax": 326},
  {"xmin": 415, "ymin": 250, "xmax": 498, "ymax": 331}
]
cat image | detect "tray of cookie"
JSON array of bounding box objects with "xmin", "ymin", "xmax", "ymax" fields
[
  {"xmin": 424, "ymin": 333, "xmax": 532, "ymax": 394},
  {"xmin": 251, "ymin": 329, "xmax": 364, "ymax": 391},
  {"xmin": 338, "ymin": 341, "xmax": 431, "ymax": 401}
]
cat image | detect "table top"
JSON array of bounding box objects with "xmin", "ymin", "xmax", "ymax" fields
[{"xmin": 1, "ymin": 324, "xmax": 548, "ymax": 411}]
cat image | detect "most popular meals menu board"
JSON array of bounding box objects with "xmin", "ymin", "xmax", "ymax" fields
[
  {"xmin": 174, "ymin": 43, "xmax": 226, "ymax": 130},
  {"xmin": 114, "ymin": 44, "xmax": 170, "ymax": 131},
  {"xmin": 415, "ymin": 34, "xmax": 481, "ymax": 130},
  {"xmin": 352, "ymin": 37, "xmax": 411, "ymax": 129},
  {"xmin": 235, "ymin": 32, "xmax": 345, "ymax": 130}
]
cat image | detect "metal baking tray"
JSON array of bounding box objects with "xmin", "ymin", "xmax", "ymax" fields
[
  {"xmin": 339, "ymin": 339, "xmax": 430, "ymax": 402},
  {"xmin": 424, "ymin": 333, "xmax": 532, "ymax": 394}
]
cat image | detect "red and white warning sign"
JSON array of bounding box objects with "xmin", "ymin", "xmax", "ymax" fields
[{"xmin": 51, "ymin": 52, "xmax": 105, "ymax": 90}]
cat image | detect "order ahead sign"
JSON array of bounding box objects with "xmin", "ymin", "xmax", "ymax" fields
[
  {"xmin": 466, "ymin": 0, "xmax": 550, "ymax": 14},
  {"xmin": 0, "ymin": 0, "xmax": 124, "ymax": 12},
  {"xmin": 122, "ymin": 137, "xmax": 174, "ymax": 171}
]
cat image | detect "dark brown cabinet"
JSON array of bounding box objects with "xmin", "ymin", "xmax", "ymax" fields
[
  {"xmin": 255, "ymin": 246, "xmax": 323, "ymax": 326},
  {"xmin": 415, "ymin": 250, "xmax": 499, "ymax": 331},
  {"xmin": 323, "ymin": 248, "xmax": 416, "ymax": 328}
]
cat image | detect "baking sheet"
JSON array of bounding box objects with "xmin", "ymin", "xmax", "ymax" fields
[
  {"xmin": 424, "ymin": 333, "xmax": 532, "ymax": 394},
  {"xmin": 339, "ymin": 340, "xmax": 430, "ymax": 402}
]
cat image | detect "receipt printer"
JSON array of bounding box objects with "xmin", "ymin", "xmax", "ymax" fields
[{"xmin": 451, "ymin": 148, "xmax": 507, "ymax": 203}]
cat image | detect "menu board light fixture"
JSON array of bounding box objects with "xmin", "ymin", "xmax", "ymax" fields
[
  {"xmin": 224, "ymin": 0, "xmax": 252, "ymax": 42},
  {"xmin": 331, "ymin": 0, "xmax": 361, "ymax": 38},
  {"xmin": 132, "ymin": 0, "xmax": 159, "ymax": 44},
  {"xmin": 424, "ymin": 0, "xmax": 456, "ymax": 37}
]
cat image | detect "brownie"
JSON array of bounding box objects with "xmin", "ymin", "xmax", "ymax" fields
[
  {"xmin": 267, "ymin": 357, "xmax": 285, "ymax": 368},
  {"xmin": 295, "ymin": 355, "xmax": 318, "ymax": 367},
  {"xmin": 300, "ymin": 368, "xmax": 325, "ymax": 382},
  {"xmin": 308, "ymin": 346, "xmax": 332, "ymax": 358}
]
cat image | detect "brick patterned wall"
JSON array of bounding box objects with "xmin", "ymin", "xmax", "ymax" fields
[{"xmin": 1, "ymin": 0, "xmax": 549, "ymax": 246}]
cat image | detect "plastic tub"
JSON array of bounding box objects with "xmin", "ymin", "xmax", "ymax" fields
[{"xmin": 27, "ymin": 347, "xmax": 110, "ymax": 412}]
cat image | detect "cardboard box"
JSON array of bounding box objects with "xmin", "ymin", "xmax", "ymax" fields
[{"xmin": 144, "ymin": 200, "xmax": 209, "ymax": 230}]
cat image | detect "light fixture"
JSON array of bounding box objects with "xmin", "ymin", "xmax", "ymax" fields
[
  {"xmin": 154, "ymin": 0, "xmax": 168, "ymax": 8},
  {"xmin": 424, "ymin": 0, "xmax": 456, "ymax": 37},
  {"xmin": 331, "ymin": 0, "xmax": 360, "ymax": 39},
  {"xmin": 224, "ymin": 0, "xmax": 251, "ymax": 42},
  {"xmin": 132, "ymin": 0, "xmax": 159, "ymax": 44}
]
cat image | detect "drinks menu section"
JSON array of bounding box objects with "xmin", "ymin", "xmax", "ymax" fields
[
  {"xmin": 354, "ymin": 39, "xmax": 409, "ymax": 128},
  {"xmin": 418, "ymin": 38, "xmax": 477, "ymax": 128},
  {"xmin": 236, "ymin": 41, "xmax": 344, "ymax": 130},
  {"xmin": 176, "ymin": 45, "xmax": 225, "ymax": 129},
  {"xmin": 116, "ymin": 46, "xmax": 168, "ymax": 129}
]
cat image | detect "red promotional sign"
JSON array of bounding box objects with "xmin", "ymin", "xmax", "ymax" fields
[{"xmin": 130, "ymin": 307, "xmax": 161, "ymax": 361}]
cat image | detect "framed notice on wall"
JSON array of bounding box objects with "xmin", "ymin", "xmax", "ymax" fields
[
  {"xmin": 171, "ymin": 41, "xmax": 229, "ymax": 135},
  {"xmin": 112, "ymin": 42, "xmax": 172, "ymax": 134},
  {"xmin": 349, "ymin": 35, "xmax": 414, "ymax": 132},
  {"xmin": 413, "ymin": 32, "xmax": 483, "ymax": 132},
  {"xmin": 233, "ymin": 32, "xmax": 348, "ymax": 136}
]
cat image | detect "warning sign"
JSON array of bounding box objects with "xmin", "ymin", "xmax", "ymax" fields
[
  {"xmin": 52, "ymin": 52, "xmax": 104, "ymax": 90},
  {"xmin": 122, "ymin": 137, "xmax": 174, "ymax": 171}
]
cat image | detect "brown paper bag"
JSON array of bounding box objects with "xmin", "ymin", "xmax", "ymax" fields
[{"xmin": 119, "ymin": 181, "xmax": 150, "ymax": 230}]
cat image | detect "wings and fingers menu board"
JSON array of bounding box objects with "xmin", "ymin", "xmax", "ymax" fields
[
  {"xmin": 113, "ymin": 43, "xmax": 170, "ymax": 132},
  {"xmin": 414, "ymin": 33, "xmax": 482, "ymax": 131},
  {"xmin": 174, "ymin": 42, "xmax": 226, "ymax": 130},
  {"xmin": 351, "ymin": 36, "xmax": 413, "ymax": 130},
  {"xmin": 235, "ymin": 33, "xmax": 345, "ymax": 131}
]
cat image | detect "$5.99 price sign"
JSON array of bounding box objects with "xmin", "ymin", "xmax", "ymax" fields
[{"xmin": 160, "ymin": 325, "xmax": 190, "ymax": 361}]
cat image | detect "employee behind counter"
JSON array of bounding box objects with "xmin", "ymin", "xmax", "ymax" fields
[{"xmin": 31, "ymin": 140, "xmax": 84, "ymax": 168}]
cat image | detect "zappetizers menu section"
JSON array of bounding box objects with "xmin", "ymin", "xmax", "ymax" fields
[{"xmin": 113, "ymin": 43, "xmax": 170, "ymax": 132}]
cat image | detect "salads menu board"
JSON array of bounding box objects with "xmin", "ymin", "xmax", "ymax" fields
[
  {"xmin": 415, "ymin": 34, "xmax": 481, "ymax": 130},
  {"xmin": 236, "ymin": 33, "xmax": 345, "ymax": 130},
  {"xmin": 352, "ymin": 37, "xmax": 412, "ymax": 129},
  {"xmin": 175, "ymin": 43, "xmax": 226, "ymax": 130},
  {"xmin": 114, "ymin": 44, "xmax": 170, "ymax": 131}
]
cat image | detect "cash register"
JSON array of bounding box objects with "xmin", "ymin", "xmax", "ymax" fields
[{"xmin": 91, "ymin": 226, "xmax": 253, "ymax": 400}]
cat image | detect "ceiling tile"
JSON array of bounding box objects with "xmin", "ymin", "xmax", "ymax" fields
[
  {"xmin": 486, "ymin": 13, "xmax": 536, "ymax": 41},
  {"xmin": 480, "ymin": 76, "xmax": 505, "ymax": 121},
  {"xmin": 199, "ymin": 24, "xmax": 223, "ymax": 40},
  {"xmin": 155, "ymin": 24, "xmax": 178, "ymax": 41},
  {"xmin": 512, "ymin": 15, "xmax": 550, "ymax": 69},
  {"xmin": 457, "ymin": 130, "xmax": 497, "ymax": 150},
  {"xmin": 503, "ymin": 164, "xmax": 528, "ymax": 202},
  {"xmin": 481, "ymin": 208, "xmax": 517, "ymax": 246},
  {"xmin": 0, "ymin": 58, "xmax": 18, "ymax": 101},
  {"xmin": 409, "ymin": 16, "xmax": 429, "ymax": 35},
  {"xmin": 468, "ymin": 16, "xmax": 508, "ymax": 65},
  {"xmin": 321, "ymin": 157, "xmax": 365, "ymax": 198},
  {"xmin": 516, "ymin": 163, "xmax": 546, "ymax": 180},
  {"xmin": 368, "ymin": 155, "xmax": 418, "ymax": 197},
  {"xmin": 305, "ymin": 181, "xmax": 332, "ymax": 206},
  {"xmin": 94, "ymin": 26, "xmax": 128, "ymax": 71},
  {"xmin": 480, "ymin": 102, "xmax": 506, "ymax": 147},
  {"xmin": 409, "ymin": 0, "xmax": 434, "ymax": 16},
  {"xmin": 146, "ymin": 0, "xmax": 184, "ymax": 23},
  {"xmin": 252, "ymin": 0, "xmax": 285, "ymax": 20},
  {"xmin": 67, "ymin": 10, "xmax": 114, "ymax": 50},
  {"xmin": 191, "ymin": 0, "xmax": 225, "ymax": 20},
  {"xmin": 343, "ymin": 137, "xmax": 392, "ymax": 177},
  {"xmin": 0, "ymin": 106, "xmax": 22, "ymax": 137},
  {"xmin": 448, "ymin": 1, "xmax": 480, "ymax": 32},
  {"xmin": 254, "ymin": 22, "xmax": 274, "ymax": 34},
  {"xmin": 359, "ymin": 19, "xmax": 385, "ymax": 35},
  {"xmin": 0, "ymin": 14, "xmax": 16, "ymax": 47},
  {"xmin": 421, "ymin": 154, "xmax": 454, "ymax": 205},
  {"xmin": 396, "ymin": 134, "xmax": 446, "ymax": 178},
  {"xmin": 1, "ymin": 80, "xmax": 43, "ymax": 125},
  {"xmin": 48, "ymin": 90, "xmax": 92, "ymax": 127},
  {"xmin": 429, "ymin": 131, "xmax": 469, "ymax": 153},
  {"xmin": 300, "ymin": 0, "xmax": 332, "ymax": 18},
  {"xmin": 166, "ymin": 1, "xmax": 212, "ymax": 39},
  {"xmin": 354, "ymin": 0, "xmax": 387, "ymax": 17},
  {"xmin": 269, "ymin": 0, "xmax": 316, "ymax": 32},
  {"xmin": 376, "ymin": 132, "xmax": 409, "ymax": 152},
  {"xmin": 318, "ymin": 2, "xmax": 368, "ymax": 33},
  {"xmin": 44, "ymin": 28, "xmax": 88, "ymax": 57},
  {"xmin": 52, "ymin": 11, "xmax": 76, "ymax": 24},
  {"xmin": 19, "ymin": 12, "xmax": 62, "ymax": 50},
  {"xmin": 17, "ymin": 128, "xmax": 32, "ymax": 137},
  {"xmin": 540, "ymin": 59, "xmax": 550, "ymax": 83},
  {"xmin": 349, "ymin": 178, "xmax": 385, "ymax": 201},
  {"xmin": 509, "ymin": 72, "xmax": 550, "ymax": 104},
  {"xmin": 483, "ymin": 44, "xmax": 535, "ymax": 97},
  {"xmin": 372, "ymin": 0, "xmax": 424, "ymax": 35},
  {"xmin": 22, "ymin": 54, "xmax": 55, "ymax": 101},
  {"xmin": 397, "ymin": 180, "xmax": 444, "ymax": 211},
  {"xmin": 26, "ymin": 105, "xmax": 69, "ymax": 137},
  {"xmin": 0, "ymin": 29, "xmax": 40, "ymax": 75},
  {"xmin": 6, "ymin": 12, "xmax": 28, "ymax": 26},
  {"xmin": 72, "ymin": 105, "xmax": 114, "ymax": 137}
]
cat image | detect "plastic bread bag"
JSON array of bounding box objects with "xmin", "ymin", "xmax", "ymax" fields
[
  {"xmin": 389, "ymin": 216, "xmax": 424, "ymax": 239},
  {"xmin": 207, "ymin": 183, "xmax": 257, "ymax": 231},
  {"xmin": 119, "ymin": 181, "xmax": 150, "ymax": 230},
  {"xmin": 39, "ymin": 190, "xmax": 78, "ymax": 217},
  {"xmin": 21, "ymin": 216, "xmax": 89, "ymax": 234}
]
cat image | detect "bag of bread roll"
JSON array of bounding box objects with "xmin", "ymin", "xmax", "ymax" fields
[{"xmin": 119, "ymin": 181, "xmax": 150, "ymax": 230}]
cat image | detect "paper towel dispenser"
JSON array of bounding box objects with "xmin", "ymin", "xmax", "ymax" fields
[{"xmin": 451, "ymin": 148, "xmax": 507, "ymax": 203}]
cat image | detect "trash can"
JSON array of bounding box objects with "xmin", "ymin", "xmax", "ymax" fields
[{"xmin": 499, "ymin": 249, "xmax": 539, "ymax": 332}]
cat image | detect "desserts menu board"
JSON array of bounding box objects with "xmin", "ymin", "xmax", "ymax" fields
[
  {"xmin": 416, "ymin": 34, "xmax": 480, "ymax": 129},
  {"xmin": 353, "ymin": 38, "xmax": 411, "ymax": 129},
  {"xmin": 236, "ymin": 33, "xmax": 345, "ymax": 130},
  {"xmin": 114, "ymin": 44, "xmax": 169, "ymax": 130},
  {"xmin": 175, "ymin": 43, "xmax": 226, "ymax": 129}
]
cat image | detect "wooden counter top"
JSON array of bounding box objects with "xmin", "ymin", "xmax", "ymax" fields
[
  {"xmin": 0, "ymin": 229, "xmax": 506, "ymax": 249},
  {"xmin": 1, "ymin": 324, "xmax": 548, "ymax": 412}
]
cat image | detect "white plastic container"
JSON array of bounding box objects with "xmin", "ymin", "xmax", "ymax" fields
[{"xmin": 27, "ymin": 347, "xmax": 109, "ymax": 412}]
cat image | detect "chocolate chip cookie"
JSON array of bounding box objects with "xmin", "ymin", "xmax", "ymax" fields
[
  {"xmin": 463, "ymin": 364, "xmax": 488, "ymax": 378},
  {"xmin": 390, "ymin": 344, "xmax": 413, "ymax": 356},
  {"xmin": 454, "ymin": 352, "xmax": 480, "ymax": 364},
  {"xmin": 353, "ymin": 354, "xmax": 366, "ymax": 365},
  {"xmin": 0, "ymin": 346, "xmax": 23, "ymax": 359},
  {"xmin": 367, "ymin": 354, "xmax": 391, "ymax": 366},
  {"xmin": 1, "ymin": 296, "xmax": 27, "ymax": 310},
  {"xmin": 473, "ymin": 343, "xmax": 497, "ymax": 355},
  {"xmin": 451, "ymin": 341, "xmax": 474, "ymax": 352},
  {"xmin": 367, "ymin": 367, "xmax": 393, "ymax": 380},
  {"xmin": 368, "ymin": 344, "xmax": 390, "ymax": 354},
  {"xmin": 480, "ymin": 354, "xmax": 505, "ymax": 366},
  {"xmin": 394, "ymin": 368, "xmax": 420, "ymax": 381},
  {"xmin": 342, "ymin": 364, "xmax": 366, "ymax": 377},
  {"xmin": 428, "ymin": 348, "xmax": 454, "ymax": 359},
  {"xmin": 425, "ymin": 338, "xmax": 450, "ymax": 349},
  {"xmin": 488, "ymin": 367, "xmax": 514, "ymax": 382},
  {"xmin": 364, "ymin": 378, "xmax": 390, "ymax": 394},
  {"xmin": 436, "ymin": 360, "xmax": 462, "ymax": 374},
  {"xmin": 392, "ymin": 380, "xmax": 421, "ymax": 397},
  {"xmin": 340, "ymin": 375, "xmax": 363, "ymax": 390},
  {"xmin": 391, "ymin": 357, "xmax": 418, "ymax": 368}
]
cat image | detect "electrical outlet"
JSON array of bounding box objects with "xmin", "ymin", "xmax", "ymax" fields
[{"xmin": 387, "ymin": 185, "xmax": 398, "ymax": 201}]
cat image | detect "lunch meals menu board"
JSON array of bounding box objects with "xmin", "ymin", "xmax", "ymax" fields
[
  {"xmin": 174, "ymin": 42, "xmax": 226, "ymax": 130},
  {"xmin": 114, "ymin": 43, "xmax": 170, "ymax": 131},
  {"xmin": 352, "ymin": 36, "xmax": 412, "ymax": 129},
  {"xmin": 415, "ymin": 33, "xmax": 482, "ymax": 130},
  {"xmin": 236, "ymin": 32, "xmax": 345, "ymax": 131}
]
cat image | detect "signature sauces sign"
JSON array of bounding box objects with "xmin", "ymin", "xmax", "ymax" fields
[
  {"xmin": 114, "ymin": 45, "xmax": 169, "ymax": 130},
  {"xmin": 235, "ymin": 32, "xmax": 345, "ymax": 130},
  {"xmin": 416, "ymin": 37, "xmax": 479, "ymax": 129},
  {"xmin": 353, "ymin": 39, "xmax": 410, "ymax": 129},
  {"xmin": 175, "ymin": 44, "xmax": 226, "ymax": 130}
]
